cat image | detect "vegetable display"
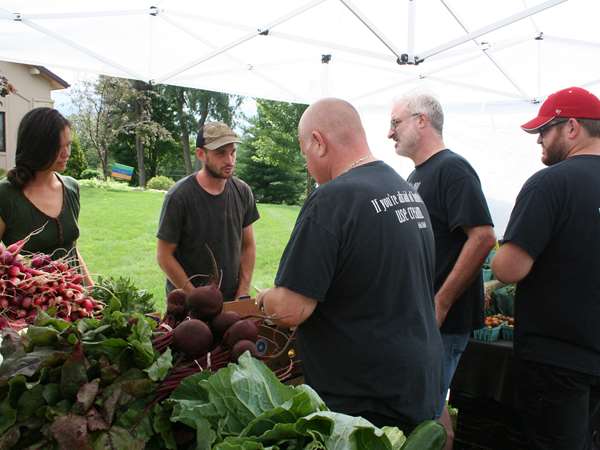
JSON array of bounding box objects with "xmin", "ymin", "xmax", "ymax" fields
[
  {"xmin": 0, "ymin": 306, "xmax": 446, "ymax": 449},
  {"xmin": 0, "ymin": 243, "xmax": 447, "ymax": 449}
]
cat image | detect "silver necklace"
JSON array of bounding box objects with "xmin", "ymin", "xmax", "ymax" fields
[{"xmin": 345, "ymin": 155, "xmax": 370, "ymax": 173}]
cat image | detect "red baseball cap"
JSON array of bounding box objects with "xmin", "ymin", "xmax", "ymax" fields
[{"xmin": 521, "ymin": 87, "xmax": 600, "ymax": 133}]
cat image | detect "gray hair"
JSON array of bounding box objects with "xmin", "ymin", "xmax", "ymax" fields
[{"xmin": 397, "ymin": 93, "xmax": 444, "ymax": 136}]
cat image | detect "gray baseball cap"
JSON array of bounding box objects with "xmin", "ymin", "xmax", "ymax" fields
[{"xmin": 197, "ymin": 122, "xmax": 241, "ymax": 150}]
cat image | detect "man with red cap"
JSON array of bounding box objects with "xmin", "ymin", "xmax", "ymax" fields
[{"xmin": 493, "ymin": 87, "xmax": 600, "ymax": 450}]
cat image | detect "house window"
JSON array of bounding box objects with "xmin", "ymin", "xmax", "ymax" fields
[{"xmin": 0, "ymin": 112, "xmax": 5, "ymax": 152}]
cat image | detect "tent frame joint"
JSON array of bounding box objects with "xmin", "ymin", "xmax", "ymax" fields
[{"xmin": 396, "ymin": 54, "xmax": 423, "ymax": 65}]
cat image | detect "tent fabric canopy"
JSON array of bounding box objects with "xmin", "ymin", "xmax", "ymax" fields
[
  {"xmin": 1, "ymin": 0, "xmax": 598, "ymax": 234},
  {"xmin": 1, "ymin": 0, "xmax": 598, "ymax": 108}
]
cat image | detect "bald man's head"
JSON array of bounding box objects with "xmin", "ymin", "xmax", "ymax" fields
[{"xmin": 298, "ymin": 98, "xmax": 367, "ymax": 149}]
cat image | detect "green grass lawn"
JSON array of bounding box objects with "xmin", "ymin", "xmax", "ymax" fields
[{"xmin": 78, "ymin": 185, "xmax": 299, "ymax": 311}]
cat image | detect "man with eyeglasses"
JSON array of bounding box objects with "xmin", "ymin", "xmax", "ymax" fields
[
  {"xmin": 388, "ymin": 93, "xmax": 496, "ymax": 446},
  {"xmin": 493, "ymin": 87, "xmax": 600, "ymax": 450}
]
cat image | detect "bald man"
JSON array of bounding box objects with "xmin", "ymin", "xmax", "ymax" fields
[{"xmin": 258, "ymin": 98, "xmax": 444, "ymax": 434}]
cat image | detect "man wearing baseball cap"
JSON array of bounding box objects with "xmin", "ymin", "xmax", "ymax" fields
[
  {"xmin": 156, "ymin": 121, "xmax": 259, "ymax": 301},
  {"xmin": 493, "ymin": 87, "xmax": 600, "ymax": 449}
]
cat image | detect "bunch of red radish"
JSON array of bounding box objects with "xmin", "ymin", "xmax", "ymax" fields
[{"xmin": 0, "ymin": 239, "xmax": 102, "ymax": 328}]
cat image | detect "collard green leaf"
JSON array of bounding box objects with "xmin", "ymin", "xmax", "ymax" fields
[
  {"xmin": 144, "ymin": 348, "xmax": 172, "ymax": 382},
  {"xmin": 382, "ymin": 426, "xmax": 406, "ymax": 450},
  {"xmin": 241, "ymin": 387, "xmax": 327, "ymax": 438},
  {"xmin": 303, "ymin": 411, "xmax": 396, "ymax": 450}
]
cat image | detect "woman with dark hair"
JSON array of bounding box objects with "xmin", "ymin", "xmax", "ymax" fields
[{"xmin": 0, "ymin": 107, "xmax": 93, "ymax": 285}]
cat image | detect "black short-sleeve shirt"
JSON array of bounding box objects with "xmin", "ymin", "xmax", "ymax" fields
[
  {"xmin": 157, "ymin": 174, "xmax": 259, "ymax": 300},
  {"xmin": 275, "ymin": 160, "xmax": 443, "ymax": 424},
  {"xmin": 503, "ymin": 155, "xmax": 600, "ymax": 376},
  {"xmin": 407, "ymin": 149, "xmax": 494, "ymax": 334}
]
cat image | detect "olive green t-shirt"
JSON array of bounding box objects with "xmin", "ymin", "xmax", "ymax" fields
[{"xmin": 0, "ymin": 174, "xmax": 81, "ymax": 259}]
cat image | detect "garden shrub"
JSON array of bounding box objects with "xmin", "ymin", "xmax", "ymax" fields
[
  {"xmin": 147, "ymin": 175, "xmax": 175, "ymax": 191},
  {"xmin": 80, "ymin": 168, "xmax": 103, "ymax": 180}
]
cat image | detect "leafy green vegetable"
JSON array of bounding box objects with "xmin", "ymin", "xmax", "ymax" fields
[
  {"xmin": 170, "ymin": 353, "xmax": 404, "ymax": 449},
  {"xmin": 145, "ymin": 348, "xmax": 173, "ymax": 382},
  {"xmin": 92, "ymin": 276, "xmax": 155, "ymax": 315}
]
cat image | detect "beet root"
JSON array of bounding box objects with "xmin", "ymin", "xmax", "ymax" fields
[
  {"xmin": 223, "ymin": 319, "xmax": 259, "ymax": 349},
  {"xmin": 186, "ymin": 284, "xmax": 223, "ymax": 320},
  {"xmin": 210, "ymin": 311, "xmax": 241, "ymax": 341},
  {"xmin": 172, "ymin": 319, "xmax": 214, "ymax": 360},
  {"xmin": 231, "ymin": 339, "xmax": 259, "ymax": 362},
  {"xmin": 164, "ymin": 288, "xmax": 188, "ymax": 324}
]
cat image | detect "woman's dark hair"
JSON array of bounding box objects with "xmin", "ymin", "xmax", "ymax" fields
[{"xmin": 7, "ymin": 107, "xmax": 70, "ymax": 189}]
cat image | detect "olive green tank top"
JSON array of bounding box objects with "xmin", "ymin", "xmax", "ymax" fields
[{"xmin": 0, "ymin": 174, "xmax": 81, "ymax": 259}]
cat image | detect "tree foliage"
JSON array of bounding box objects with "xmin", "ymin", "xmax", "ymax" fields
[
  {"xmin": 63, "ymin": 131, "xmax": 87, "ymax": 179},
  {"xmin": 236, "ymin": 100, "xmax": 310, "ymax": 205},
  {"xmin": 69, "ymin": 77, "xmax": 242, "ymax": 185}
]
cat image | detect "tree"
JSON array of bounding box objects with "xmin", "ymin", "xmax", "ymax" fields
[
  {"xmin": 236, "ymin": 100, "xmax": 311, "ymax": 205},
  {"xmin": 64, "ymin": 131, "xmax": 87, "ymax": 179},
  {"xmin": 69, "ymin": 77, "xmax": 123, "ymax": 179},
  {"xmin": 162, "ymin": 85, "xmax": 243, "ymax": 175}
]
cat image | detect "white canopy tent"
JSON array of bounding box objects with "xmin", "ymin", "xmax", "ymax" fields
[{"xmin": 1, "ymin": 0, "xmax": 599, "ymax": 233}]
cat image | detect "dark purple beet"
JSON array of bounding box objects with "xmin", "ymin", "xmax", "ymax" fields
[
  {"xmin": 231, "ymin": 339, "xmax": 258, "ymax": 362},
  {"xmin": 210, "ymin": 311, "xmax": 241, "ymax": 341},
  {"xmin": 222, "ymin": 319, "xmax": 259, "ymax": 349},
  {"xmin": 186, "ymin": 284, "xmax": 223, "ymax": 320},
  {"xmin": 172, "ymin": 319, "xmax": 213, "ymax": 359},
  {"xmin": 165, "ymin": 288, "xmax": 187, "ymax": 321}
]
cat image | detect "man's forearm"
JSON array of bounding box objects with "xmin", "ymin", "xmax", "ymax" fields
[
  {"xmin": 236, "ymin": 244, "xmax": 256, "ymax": 297},
  {"xmin": 436, "ymin": 228, "xmax": 496, "ymax": 314},
  {"xmin": 157, "ymin": 252, "xmax": 193, "ymax": 293}
]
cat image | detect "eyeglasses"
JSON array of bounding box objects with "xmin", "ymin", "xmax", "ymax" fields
[
  {"xmin": 538, "ymin": 118, "xmax": 569, "ymax": 138},
  {"xmin": 390, "ymin": 112, "xmax": 422, "ymax": 129}
]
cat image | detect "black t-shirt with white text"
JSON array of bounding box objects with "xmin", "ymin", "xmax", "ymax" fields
[
  {"xmin": 407, "ymin": 150, "xmax": 493, "ymax": 334},
  {"xmin": 503, "ymin": 155, "xmax": 600, "ymax": 376},
  {"xmin": 275, "ymin": 160, "xmax": 443, "ymax": 424}
]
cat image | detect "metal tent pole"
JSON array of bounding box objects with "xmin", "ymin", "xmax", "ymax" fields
[
  {"xmin": 155, "ymin": 0, "xmax": 328, "ymax": 84},
  {"xmin": 419, "ymin": 0, "xmax": 567, "ymax": 61}
]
